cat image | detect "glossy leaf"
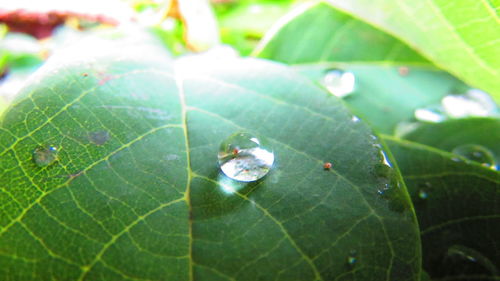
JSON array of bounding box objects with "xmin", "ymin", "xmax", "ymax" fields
[
  {"xmin": 254, "ymin": 1, "xmax": 429, "ymax": 65},
  {"xmin": 402, "ymin": 118, "xmax": 500, "ymax": 165},
  {"xmin": 326, "ymin": 0, "xmax": 500, "ymax": 102},
  {"xmin": 294, "ymin": 63, "xmax": 464, "ymax": 134},
  {"xmin": 0, "ymin": 38, "xmax": 419, "ymax": 280},
  {"xmin": 384, "ymin": 135, "xmax": 500, "ymax": 280}
]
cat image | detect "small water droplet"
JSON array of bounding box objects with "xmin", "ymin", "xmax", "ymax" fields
[
  {"xmin": 452, "ymin": 144, "xmax": 496, "ymax": 168},
  {"xmin": 322, "ymin": 69, "xmax": 356, "ymax": 98},
  {"xmin": 88, "ymin": 130, "xmax": 110, "ymax": 146},
  {"xmin": 418, "ymin": 189, "xmax": 428, "ymax": 199},
  {"xmin": 414, "ymin": 105, "xmax": 447, "ymax": 123},
  {"xmin": 218, "ymin": 132, "xmax": 274, "ymax": 182},
  {"xmin": 351, "ymin": 115, "xmax": 360, "ymax": 122},
  {"xmin": 346, "ymin": 250, "xmax": 358, "ymax": 267},
  {"xmin": 442, "ymin": 89, "xmax": 498, "ymax": 118},
  {"xmin": 33, "ymin": 145, "xmax": 58, "ymax": 167}
]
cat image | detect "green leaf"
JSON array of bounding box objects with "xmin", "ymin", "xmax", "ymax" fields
[
  {"xmin": 326, "ymin": 0, "xmax": 500, "ymax": 102},
  {"xmin": 0, "ymin": 36, "xmax": 420, "ymax": 280},
  {"xmin": 384, "ymin": 135, "xmax": 500, "ymax": 280},
  {"xmin": 293, "ymin": 63, "xmax": 463, "ymax": 134},
  {"xmin": 402, "ymin": 118, "xmax": 500, "ymax": 165},
  {"xmin": 253, "ymin": 0, "xmax": 429, "ymax": 65},
  {"xmin": 217, "ymin": 2, "xmax": 292, "ymax": 55}
]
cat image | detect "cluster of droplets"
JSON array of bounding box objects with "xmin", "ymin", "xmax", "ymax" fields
[{"xmin": 414, "ymin": 89, "xmax": 499, "ymax": 123}]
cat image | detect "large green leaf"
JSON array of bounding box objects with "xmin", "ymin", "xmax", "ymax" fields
[
  {"xmin": 402, "ymin": 118, "xmax": 500, "ymax": 165},
  {"xmin": 253, "ymin": 0, "xmax": 429, "ymax": 65},
  {"xmin": 326, "ymin": 0, "xmax": 500, "ymax": 102},
  {"xmin": 0, "ymin": 37, "xmax": 420, "ymax": 280},
  {"xmin": 384, "ymin": 136, "xmax": 500, "ymax": 280},
  {"xmin": 294, "ymin": 63, "xmax": 463, "ymax": 134}
]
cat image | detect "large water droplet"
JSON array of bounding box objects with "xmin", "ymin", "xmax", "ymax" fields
[
  {"xmin": 33, "ymin": 145, "xmax": 58, "ymax": 167},
  {"xmin": 322, "ymin": 69, "xmax": 356, "ymax": 98},
  {"xmin": 218, "ymin": 132, "xmax": 274, "ymax": 182},
  {"xmin": 414, "ymin": 105, "xmax": 447, "ymax": 123},
  {"xmin": 442, "ymin": 89, "xmax": 498, "ymax": 118},
  {"xmin": 452, "ymin": 144, "xmax": 496, "ymax": 169}
]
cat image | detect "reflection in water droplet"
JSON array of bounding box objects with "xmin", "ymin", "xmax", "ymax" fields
[
  {"xmin": 33, "ymin": 145, "xmax": 58, "ymax": 167},
  {"xmin": 414, "ymin": 105, "xmax": 447, "ymax": 123},
  {"xmin": 351, "ymin": 115, "xmax": 360, "ymax": 123},
  {"xmin": 452, "ymin": 144, "xmax": 496, "ymax": 169},
  {"xmin": 442, "ymin": 89, "xmax": 499, "ymax": 118},
  {"xmin": 218, "ymin": 132, "xmax": 274, "ymax": 182},
  {"xmin": 322, "ymin": 69, "xmax": 356, "ymax": 98}
]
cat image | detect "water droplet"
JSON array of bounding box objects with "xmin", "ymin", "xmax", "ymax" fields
[
  {"xmin": 322, "ymin": 69, "xmax": 356, "ymax": 98},
  {"xmin": 346, "ymin": 250, "xmax": 358, "ymax": 267},
  {"xmin": 446, "ymin": 245, "xmax": 498, "ymax": 276},
  {"xmin": 351, "ymin": 115, "xmax": 360, "ymax": 122},
  {"xmin": 33, "ymin": 145, "xmax": 58, "ymax": 167},
  {"xmin": 452, "ymin": 144, "xmax": 496, "ymax": 168},
  {"xmin": 418, "ymin": 189, "xmax": 429, "ymax": 199},
  {"xmin": 218, "ymin": 132, "xmax": 274, "ymax": 182},
  {"xmin": 442, "ymin": 89, "xmax": 498, "ymax": 118},
  {"xmin": 414, "ymin": 105, "xmax": 447, "ymax": 123},
  {"xmin": 394, "ymin": 121, "xmax": 421, "ymax": 137},
  {"xmin": 88, "ymin": 130, "xmax": 110, "ymax": 146}
]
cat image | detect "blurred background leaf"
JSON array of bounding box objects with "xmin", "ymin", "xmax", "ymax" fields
[{"xmin": 326, "ymin": 0, "xmax": 500, "ymax": 103}]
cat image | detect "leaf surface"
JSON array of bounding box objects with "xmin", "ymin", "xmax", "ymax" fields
[
  {"xmin": 0, "ymin": 38, "xmax": 419, "ymax": 280},
  {"xmin": 254, "ymin": 1, "xmax": 429, "ymax": 65},
  {"xmin": 384, "ymin": 135, "xmax": 500, "ymax": 280},
  {"xmin": 326, "ymin": 0, "xmax": 500, "ymax": 102},
  {"xmin": 401, "ymin": 117, "xmax": 500, "ymax": 165},
  {"xmin": 294, "ymin": 64, "xmax": 463, "ymax": 134}
]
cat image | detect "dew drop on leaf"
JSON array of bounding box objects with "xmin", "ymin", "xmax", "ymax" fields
[
  {"xmin": 322, "ymin": 69, "xmax": 356, "ymax": 98},
  {"xmin": 347, "ymin": 250, "xmax": 358, "ymax": 267},
  {"xmin": 418, "ymin": 189, "xmax": 429, "ymax": 199},
  {"xmin": 33, "ymin": 145, "xmax": 58, "ymax": 167},
  {"xmin": 441, "ymin": 89, "xmax": 498, "ymax": 118},
  {"xmin": 88, "ymin": 130, "xmax": 111, "ymax": 146},
  {"xmin": 218, "ymin": 132, "xmax": 274, "ymax": 182},
  {"xmin": 414, "ymin": 105, "xmax": 447, "ymax": 123},
  {"xmin": 452, "ymin": 144, "xmax": 496, "ymax": 169}
]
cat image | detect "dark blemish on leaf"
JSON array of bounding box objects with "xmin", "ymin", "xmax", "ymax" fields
[
  {"xmin": 323, "ymin": 162, "xmax": 332, "ymax": 170},
  {"xmin": 82, "ymin": 73, "xmax": 88, "ymax": 77},
  {"xmin": 398, "ymin": 66, "xmax": 410, "ymax": 76},
  {"xmin": 88, "ymin": 130, "xmax": 111, "ymax": 146}
]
